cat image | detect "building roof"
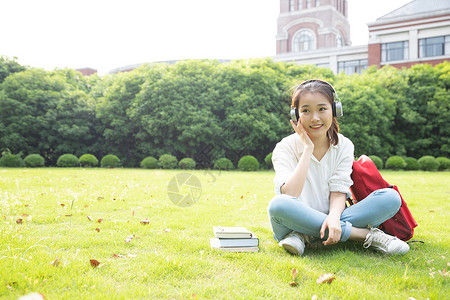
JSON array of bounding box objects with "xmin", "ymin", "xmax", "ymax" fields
[{"xmin": 377, "ymin": 0, "xmax": 450, "ymax": 20}]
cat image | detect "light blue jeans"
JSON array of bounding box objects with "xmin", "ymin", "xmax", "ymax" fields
[{"xmin": 267, "ymin": 188, "xmax": 401, "ymax": 242}]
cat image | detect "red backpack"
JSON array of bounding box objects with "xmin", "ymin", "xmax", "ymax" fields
[{"xmin": 349, "ymin": 155, "xmax": 418, "ymax": 241}]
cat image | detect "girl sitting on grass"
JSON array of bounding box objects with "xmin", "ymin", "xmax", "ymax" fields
[{"xmin": 267, "ymin": 79, "xmax": 409, "ymax": 256}]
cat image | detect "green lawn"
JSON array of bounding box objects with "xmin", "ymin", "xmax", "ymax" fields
[{"xmin": 0, "ymin": 168, "xmax": 449, "ymax": 299}]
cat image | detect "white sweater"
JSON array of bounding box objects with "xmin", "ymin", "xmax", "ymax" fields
[{"xmin": 272, "ymin": 133, "xmax": 354, "ymax": 214}]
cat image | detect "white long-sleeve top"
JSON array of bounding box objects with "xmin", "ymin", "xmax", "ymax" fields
[{"xmin": 272, "ymin": 133, "xmax": 354, "ymax": 214}]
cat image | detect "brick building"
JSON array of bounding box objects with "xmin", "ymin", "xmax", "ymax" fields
[
  {"xmin": 274, "ymin": 0, "xmax": 450, "ymax": 74},
  {"xmin": 368, "ymin": 0, "xmax": 450, "ymax": 68}
]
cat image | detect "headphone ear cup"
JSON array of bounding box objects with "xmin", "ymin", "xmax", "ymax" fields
[
  {"xmin": 290, "ymin": 107, "xmax": 299, "ymax": 123},
  {"xmin": 333, "ymin": 101, "xmax": 343, "ymax": 117}
]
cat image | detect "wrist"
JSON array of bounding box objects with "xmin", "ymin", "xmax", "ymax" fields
[{"xmin": 303, "ymin": 145, "xmax": 314, "ymax": 152}]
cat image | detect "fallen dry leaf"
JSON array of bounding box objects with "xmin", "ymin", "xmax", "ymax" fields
[
  {"xmin": 132, "ymin": 210, "xmax": 135, "ymax": 216},
  {"xmin": 97, "ymin": 196, "xmax": 104, "ymax": 200},
  {"xmin": 16, "ymin": 218, "xmax": 23, "ymax": 224},
  {"xmin": 125, "ymin": 234, "xmax": 135, "ymax": 243},
  {"xmin": 87, "ymin": 216, "xmax": 93, "ymax": 221},
  {"xmin": 240, "ymin": 195, "xmax": 244, "ymax": 199},
  {"xmin": 65, "ymin": 214, "xmax": 72, "ymax": 217},
  {"xmin": 50, "ymin": 257, "xmax": 60, "ymax": 267},
  {"xmin": 97, "ymin": 218, "xmax": 103, "ymax": 223},
  {"xmin": 90, "ymin": 259, "xmax": 100, "ymax": 268},
  {"xmin": 112, "ymin": 254, "xmax": 125, "ymax": 258},
  {"xmin": 317, "ymin": 273, "xmax": 335, "ymax": 284},
  {"xmin": 292, "ymin": 268, "xmax": 298, "ymax": 281},
  {"xmin": 95, "ymin": 228, "xmax": 100, "ymax": 232},
  {"xmin": 22, "ymin": 214, "xmax": 29, "ymax": 217},
  {"xmin": 60, "ymin": 203, "xmax": 65, "ymax": 207},
  {"xmin": 140, "ymin": 219, "xmax": 149, "ymax": 225},
  {"xmin": 289, "ymin": 268, "xmax": 299, "ymax": 287}
]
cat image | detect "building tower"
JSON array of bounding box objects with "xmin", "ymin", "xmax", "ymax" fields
[{"xmin": 276, "ymin": 0, "xmax": 351, "ymax": 54}]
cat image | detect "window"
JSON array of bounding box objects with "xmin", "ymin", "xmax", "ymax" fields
[
  {"xmin": 338, "ymin": 59, "xmax": 368, "ymax": 75},
  {"xmin": 381, "ymin": 41, "xmax": 409, "ymax": 62},
  {"xmin": 316, "ymin": 63, "xmax": 329, "ymax": 69},
  {"xmin": 419, "ymin": 35, "xmax": 450, "ymax": 58},
  {"xmin": 290, "ymin": 0, "xmax": 294, "ymax": 11},
  {"xmin": 336, "ymin": 33, "xmax": 343, "ymax": 47},
  {"xmin": 293, "ymin": 30, "xmax": 315, "ymax": 52},
  {"xmin": 298, "ymin": 0, "xmax": 303, "ymax": 10},
  {"xmin": 306, "ymin": 0, "xmax": 311, "ymax": 8}
]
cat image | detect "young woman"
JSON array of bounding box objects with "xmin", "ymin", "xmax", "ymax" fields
[{"xmin": 267, "ymin": 79, "xmax": 409, "ymax": 256}]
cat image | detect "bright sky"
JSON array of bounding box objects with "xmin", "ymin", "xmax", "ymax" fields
[{"xmin": 0, "ymin": 0, "xmax": 412, "ymax": 75}]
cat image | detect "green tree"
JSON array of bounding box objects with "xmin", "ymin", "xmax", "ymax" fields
[{"xmin": 0, "ymin": 56, "xmax": 26, "ymax": 84}]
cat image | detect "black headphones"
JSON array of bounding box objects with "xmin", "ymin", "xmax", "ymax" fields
[{"xmin": 290, "ymin": 79, "xmax": 343, "ymax": 123}]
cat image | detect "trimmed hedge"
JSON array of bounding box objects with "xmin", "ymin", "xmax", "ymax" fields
[
  {"xmin": 238, "ymin": 155, "xmax": 259, "ymax": 171},
  {"xmin": 385, "ymin": 156, "xmax": 406, "ymax": 170},
  {"xmin": 264, "ymin": 152, "xmax": 273, "ymax": 169},
  {"xmin": 418, "ymin": 156, "xmax": 439, "ymax": 171},
  {"xmin": 404, "ymin": 157, "xmax": 419, "ymax": 171},
  {"xmin": 213, "ymin": 158, "xmax": 234, "ymax": 170},
  {"xmin": 369, "ymin": 155, "xmax": 383, "ymax": 170},
  {"xmin": 101, "ymin": 154, "xmax": 121, "ymax": 168},
  {"xmin": 140, "ymin": 156, "xmax": 158, "ymax": 169},
  {"xmin": 179, "ymin": 158, "xmax": 196, "ymax": 169},
  {"xmin": 79, "ymin": 154, "xmax": 98, "ymax": 167},
  {"xmin": 24, "ymin": 154, "xmax": 45, "ymax": 167},
  {"xmin": 158, "ymin": 154, "xmax": 178, "ymax": 169},
  {"xmin": 57, "ymin": 154, "xmax": 79, "ymax": 167},
  {"xmin": 436, "ymin": 157, "xmax": 450, "ymax": 171},
  {"xmin": 0, "ymin": 153, "xmax": 23, "ymax": 167}
]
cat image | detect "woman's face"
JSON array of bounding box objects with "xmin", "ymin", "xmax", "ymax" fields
[{"xmin": 298, "ymin": 92, "xmax": 333, "ymax": 139}]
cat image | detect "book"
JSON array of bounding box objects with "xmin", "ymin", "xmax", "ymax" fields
[
  {"xmin": 213, "ymin": 226, "xmax": 254, "ymax": 239},
  {"xmin": 210, "ymin": 245, "xmax": 259, "ymax": 253},
  {"xmin": 210, "ymin": 237, "xmax": 259, "ymax": 248}
]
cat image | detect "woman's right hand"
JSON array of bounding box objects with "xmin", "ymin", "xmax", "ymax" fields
[{"xmin": 290, "ymin": 119, "xmax": 314, "ymax": 149}]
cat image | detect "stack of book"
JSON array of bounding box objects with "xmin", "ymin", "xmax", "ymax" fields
[{"xmin": 210, "ymin": 226, "xmax": 259, "ymax": 252}]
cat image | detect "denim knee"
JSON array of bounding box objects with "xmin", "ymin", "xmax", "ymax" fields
[
  {"xmin": 267, "ymin": 194, "xmax": 297, "ymax": 217},
  {"xmin": 373, "ymin": 188, "xmax": 401, "ymax": 213}
]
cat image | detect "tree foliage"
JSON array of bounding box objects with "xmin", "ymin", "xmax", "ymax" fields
[{"xmin": 0, "ymin": 59, "xmax": 448, "ymax": 167}]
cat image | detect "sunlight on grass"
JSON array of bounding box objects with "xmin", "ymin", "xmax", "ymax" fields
[{"xmin": 0, "ymin": 168, "xmax": 448, "ymax": 299}]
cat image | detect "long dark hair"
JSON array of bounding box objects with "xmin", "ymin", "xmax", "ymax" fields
[{"xmin": 291, "ymin": 79, "xmax": 340, "ymax": 146}]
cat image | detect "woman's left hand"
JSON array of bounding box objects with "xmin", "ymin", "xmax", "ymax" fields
[{"xmin": 320, "ymin": 215, "xmax": 342, "ymax": 246}]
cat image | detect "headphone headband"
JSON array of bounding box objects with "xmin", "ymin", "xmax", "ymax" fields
[
  {"xmin": 290, "ymin": 79, "xmax": 343, "ymax": 119},
  {"xmin": 291, "ymin": 79, "xmax": 339, "ymax": 107}
]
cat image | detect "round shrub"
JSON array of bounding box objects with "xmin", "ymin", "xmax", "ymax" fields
[
  {"xmin": 418, "ymin": 156, "xmax": 439, "ymax": 171},
  {"xmin": 158, "ymin": 154, "xmax": 178, "ymax": 169},
  {"xmin": 238, "ymin": 155, "xmax": 259, "ymax": 171},
  {"xmin": 264, "ymin": 152, "xmax": 273, "ymax": 169},
  {"xmin": 101, "ymin": 154, "xmax": 120, "ymax": 168},
  {"xmin": 140, "ymin": 156, "xmax": 158, "ymax": 169},
  {"xmin": 0, "ymin": 154, "xmax": 23, "ymax": 167},
  {"xmin": 369, "ymin": 155, "xmax": 383, "ymax": 170},
  {"xmin": 24, "ymin": 154, "xmax": 45, "ymax": 167},
  {"xmin": 179, "ymin": 158, "xmax": 196, "ymax": 169},
  {"xmin": 57, "ymin": 154, "xmax": 79, "ymax": 167},
  {"xmin": 385, "ymin": 156, "xmax": 406, "ymax": 170},
  {"xmin": 404, "ymin": 157, "xmax": 419, "ymax": 171},
  {"xmin": 213, "ymin": 158, "xmax": 234, "ymax": 170},
  {"xmin": 436, "ymin": 157, "xmax": 450, "ymax": 171},
  {"xmin": 79, "ymin": 154, "xmax": 98, "ymax": 167}
]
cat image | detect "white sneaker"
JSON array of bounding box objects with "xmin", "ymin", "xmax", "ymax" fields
[
  {"xmin": 278, "ymin": 231, "xmax": 307, "ymax": 256},
  {"xmin": 363, "ymin": 228, "xmax": 410, "ymax": 255}
]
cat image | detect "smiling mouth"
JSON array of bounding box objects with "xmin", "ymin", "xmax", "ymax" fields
[{"xmin": 310, "ymin": 125, "xmax": 323, "ymax": 129}]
